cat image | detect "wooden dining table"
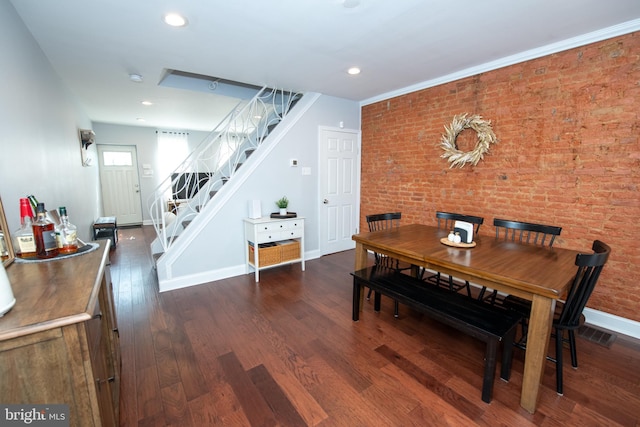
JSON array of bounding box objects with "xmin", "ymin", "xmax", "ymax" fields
[{"xmin": 352, "ymin": 224, "xmax": 582, "ymax": 414}]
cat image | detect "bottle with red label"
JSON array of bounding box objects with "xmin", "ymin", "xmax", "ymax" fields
[{"xmin": 14, "ymin": 198, "xmax": 37, "ymax": 258}]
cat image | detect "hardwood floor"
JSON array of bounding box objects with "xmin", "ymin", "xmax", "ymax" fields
[{"xmin": 112, "ymin": 226, "xmax": 640, "ymax": 426}]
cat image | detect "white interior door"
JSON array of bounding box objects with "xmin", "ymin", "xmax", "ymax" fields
[
  {"xmin": 97, "ymin": 145, "xmax": 143, "ymax": 226},
  {"xmin": 319, "ymin": 128, "xmax": 360, "ymax": 255}
]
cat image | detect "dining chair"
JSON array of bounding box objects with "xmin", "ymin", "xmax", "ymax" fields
[
  {"xmin": 484, "ymin": 218, "xmax": 563, "ymax": 304},
  {"xmin": 508, "ymin": 240, "xmax": 611, "ymax": 395},
  {"xmin": 365, "ymin": 212, "xmax": 411, "ymax": 317},
  {"xmin": 425, "ymin": 211, "xmax": 484, "ymax": 297}
]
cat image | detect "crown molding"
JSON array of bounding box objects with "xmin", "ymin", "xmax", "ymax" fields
[{"xmin": 361, "ymin": 19, "xmax": 640, "ymax": 106}]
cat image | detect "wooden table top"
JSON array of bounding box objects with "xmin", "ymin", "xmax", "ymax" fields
[{"xmin": 352, "ymin": 224, "xmax": 582, "ymax": 300}]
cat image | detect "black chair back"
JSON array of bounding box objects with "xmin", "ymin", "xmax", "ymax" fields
[
  {"xmin": 556, "ymin": 240, "xmax": 611, "ymax": 330},
  {"xmin": 365, "ymin": 212, "xmax": 407, "ymax": 316},
  {"xmin": 366, "ymin": 212, "xmax": 401, "ymax": 232},
  {"xmin": 494, "ymin": 218, "xmax": 561, "ymax": 246},
  {"xmin": 436, "ymin": 211, "xmax": 484, "ymax": 234}
]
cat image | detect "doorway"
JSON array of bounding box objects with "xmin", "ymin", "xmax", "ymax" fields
[
  {"xmin": 319, "ymin": 127, "xmax": 360, "ymax": 255},
  {"xmin": 97, "ymin": 145, "xmax": 143, "ymax": 226}
]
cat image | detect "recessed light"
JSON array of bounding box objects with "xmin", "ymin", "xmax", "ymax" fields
[
  {"xmin": 347, "ymin": 67, "xmax": 361, "ymax": 75},
  {"xmin": 129, "ymin": 73, "xmax": 143, "ymax": 83},
  {"xmin": 163, "ymin": 13, "xmax": 188, "ymax": 27},
  {"xmin": 136, "ymin": 118, "xmax": 146, "ymax": 122},
  {"xmin": 141, "ymin": 101, "xmax": 153, "ymax": 106}
]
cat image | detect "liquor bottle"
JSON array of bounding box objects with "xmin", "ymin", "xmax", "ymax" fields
[
  {"xmin": 32, "ymin": 202, "xmax": 58, "ymax": 259},
  {"xmin": 14, "ymin": 198, "xmax": 37, "ymax": 258},
  {"xmin": 56, "ymin": 206, "xmax": 78, "ymax": 254}
]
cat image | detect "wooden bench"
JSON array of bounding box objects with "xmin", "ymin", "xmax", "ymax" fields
[{"xmin": 351, "ymin": 266, "xmax": 522, "ymax": 403}]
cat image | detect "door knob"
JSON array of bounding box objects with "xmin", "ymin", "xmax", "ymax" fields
[{"xmin": 323, "ymin": 199, "xmax": 329, "ymax": 204}]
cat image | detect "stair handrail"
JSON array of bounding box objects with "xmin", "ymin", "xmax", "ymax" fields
[{"xmin": 148, "ymin": 86, "xmax": 302, "ymax": 253}]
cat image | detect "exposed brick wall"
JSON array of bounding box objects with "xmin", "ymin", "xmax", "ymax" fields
[{"xmin": 361, "ymin": 32, "xmax": 640, "ymax": 322}]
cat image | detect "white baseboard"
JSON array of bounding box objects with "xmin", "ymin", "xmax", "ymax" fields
[
  {"xmin": 158, "ymin": 250, "xmax": 321, "ymax": 293},
  {"xmin": 583, "ymin": 308, "xmax": 640, "ymax": 340}
]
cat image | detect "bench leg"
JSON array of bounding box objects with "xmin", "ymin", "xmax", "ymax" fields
[
  {"xmin": 374, "ymin": 291, "xmax": 381, "ymax": 312},
  {"xmin": 352, "ymin": 278, "xmax": 362, "ymax": 321},
  {"xmin": 482, "ymin": 340, "xmax": 499, "ymax": 403},
  {"xmin": 500, "ymin": 326, "xmax": 517, "ymax": 381}
]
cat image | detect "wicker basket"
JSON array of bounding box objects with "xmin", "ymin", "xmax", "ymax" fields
[
  {"xmin": 278, "ymin": 240, "xmax": 301, "ymax": 262},
  {"xmin": 248, "ymin": 242, "xmax": 281, "ymax": 267}
]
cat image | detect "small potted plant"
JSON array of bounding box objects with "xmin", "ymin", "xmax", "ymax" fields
[{"xmin": 275, "ymin": 196, "xmax": 289, "ymax": 215}]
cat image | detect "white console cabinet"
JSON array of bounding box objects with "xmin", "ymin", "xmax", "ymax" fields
[{"xmin": 243, "ymin": 216, "xmax": 305, "ymax": 282}]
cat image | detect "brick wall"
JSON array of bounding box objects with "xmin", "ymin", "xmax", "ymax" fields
[{"xmin": 361, "ymin": 32, "xmax": 640, "ymax": 322}]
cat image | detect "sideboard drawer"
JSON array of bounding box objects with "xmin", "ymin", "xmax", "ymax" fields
[
  {"xmin": 256, "ymin": 230, "xmax": 285, "ymax": 243},
  {"xmin": 257, "ymin": 220, "xmax": 302, "ymax": 232}
]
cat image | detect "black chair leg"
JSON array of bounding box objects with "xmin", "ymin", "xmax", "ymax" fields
[
  {"xmin": 568, "ymin": 330, "xmax": 579, "ymax": 368},
  {"xmin": 555, "ymin": 329, "xmax": 564, "ymax": 395},
  {"xmin": 394, "ymin": 300, "xmax": 399, "ymax": 318},
  {"xmin": 366, "ymin": 287, "xmax": 372, "ymax": 301},
  {"xmin": 463, "ymin": 281, "xmax": 472, "ymax": 298}
]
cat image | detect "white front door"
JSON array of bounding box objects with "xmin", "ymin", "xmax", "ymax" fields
[
  {"xmin": 319, "ymin": 128, "xmax": 360, "ymax": 255},
  {"xmin": 97, "ymin": 145, "xmax": 143, "ymax": 226}
]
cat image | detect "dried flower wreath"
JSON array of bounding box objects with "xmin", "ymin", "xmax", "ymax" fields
[{"xmin": 439, "ymin": 113, "xmax": 497, "ymax": 168}]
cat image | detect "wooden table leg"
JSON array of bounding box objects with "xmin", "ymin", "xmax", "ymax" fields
[
  {"xmin": 354, "ymin": 242, "xmax": 368, "ymax": 313},
  {"xmin": 520, "ymin": 294, "xmax": 555, "ymax": 413}
]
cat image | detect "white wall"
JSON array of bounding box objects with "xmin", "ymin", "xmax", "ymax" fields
[
  {"xmin": 0, "ymin": 1, "xmax": 99, "ymax": 241},
  {"xmin": 91, "ymin": 123, "xmax": 210, "ymax": 223},
  {"xmin": 172, "ymin": 94, "xmax": 360, "ymax": 278}
]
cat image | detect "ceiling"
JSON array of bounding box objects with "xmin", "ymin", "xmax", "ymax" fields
[{"xmin": 11, "ymin": 0, "xmax": 640, "ymax": 132}]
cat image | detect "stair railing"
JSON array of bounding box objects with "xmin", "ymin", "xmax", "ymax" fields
[{"xmin": 148, "ymin": 86, "xmax": 302, "ymax": 253}]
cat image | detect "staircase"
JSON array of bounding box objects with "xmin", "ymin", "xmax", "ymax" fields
[{"xmin": 148, "ymin": 86, "xmax": 303, "ymax": 266}]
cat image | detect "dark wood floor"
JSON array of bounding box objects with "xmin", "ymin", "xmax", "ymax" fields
[{"xmin": 112, "ymin": 226, "xmax": 640, "ymax": 426}]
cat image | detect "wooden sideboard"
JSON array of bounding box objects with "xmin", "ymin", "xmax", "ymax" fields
[
  {"xmin": 0, "ymin": 241, "xmax": 120, "ymax": 426},
  {"xmin": 243, "ymin": 216, "xmax": 305, "ymax": 282}
]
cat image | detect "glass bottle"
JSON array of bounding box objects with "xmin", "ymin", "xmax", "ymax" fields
[
  {"xmin": 32, "ymin": 202, "xmax": 59, "ymax": 259},
  {"xmin": 14, "ymin": 198, "xmax": 37, "ymax": 258},
  {"xmin": 56, "ymin": 206, "xmax": 78, "ymax": 254}
]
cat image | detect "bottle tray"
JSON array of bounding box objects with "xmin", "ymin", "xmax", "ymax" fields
[{"xmin": 14, "ymin": 242, "xmax": 99, "ymax": 263}]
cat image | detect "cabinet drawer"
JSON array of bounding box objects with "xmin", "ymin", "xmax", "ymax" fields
[
  {"xmin": 281, "ymin": 228, "xmax": 302, "ymax": 239},
  {"xmin": 257, "ymin": 220, "xmax": 302, "ymax": 232},
  {"xmin": 86, "ymin": 298, "xmax": 103, "ymax": 352},
  {"xmin": 256, "ymin": 228, "xmax": 302, "ymax": 243},
  {"xmin": 256, "ymin": 231, "xmax": 284, "ymax": 243}
]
